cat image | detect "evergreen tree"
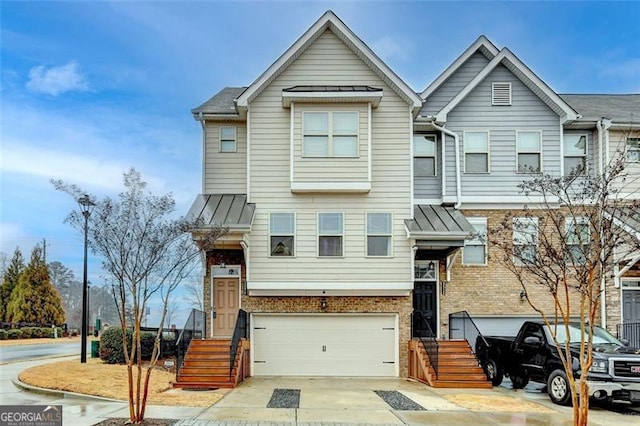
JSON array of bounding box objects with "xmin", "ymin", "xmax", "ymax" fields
[
  {"xmin": 6, "ymin": 247, "xmax": 65, "ymax": 325},
  {"xmin": 0, "ymin": 247, "xmax": 25, "ymax": 322}
]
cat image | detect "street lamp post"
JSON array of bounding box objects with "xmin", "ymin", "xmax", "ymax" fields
[{"xmin": 78, "ymin": 194, "xmax": 94, "ymax": 363}]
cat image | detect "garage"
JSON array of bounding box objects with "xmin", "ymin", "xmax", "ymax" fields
[{"xmin": 252, "ymin": 314, "xmax": 397, "ymax": 376}]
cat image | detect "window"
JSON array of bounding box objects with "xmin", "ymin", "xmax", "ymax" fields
[
  {"xmin": 513, "ymin": 217, "xmax": 538, "ymax": 265},
  {"xmin": 414, "ymin": 135, "xmax": 437, "ymax": 176},
  {"xmin": 318, "ymin": 213, "xmax": 343, "ymax": 256},
  {"xmin": 270, "ymin": 213, "xmax": 295, "ymax": 256},
  {"xmin": 303, "ymin": 112, "xmax": 358, "ymax": 157},
  {"xmin": 492, "ymin": 82, "xmax": 512, "ymax": 106},
  {"xmin": 464, "ymin": 131, "xmax": 490, "ymax": 173},
  {"xmin": 463, "ymin": 218, "xmax": 487, "ymax": 265},
  {"xmin": 627, "ymin": 137, "xmax": 640, "ymax": 163},
  {"xmin": 220, "ymin": 127, "xmax": 237, "ymax": 152},
  {"xmin": 564, "ymin": 134, "xmax": 587, "ymax": 175},
  {"xmin": 565, "ymin": 217, "xmax": 589, "ymax": 264},
  {"xmin": 517, "ymin": 131, "xmax": 542, "ymax": 173},
  {"xmin": 367, "ymin": 213, "xmax": 392, "ymax": 256}
]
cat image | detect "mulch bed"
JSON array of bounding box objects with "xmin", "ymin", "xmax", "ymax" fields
[{"xmin": 93, "ymin": 419, "xmax": 177, "ymax": 425}]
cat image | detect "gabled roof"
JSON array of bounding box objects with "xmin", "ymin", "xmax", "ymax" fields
[
  {"xmin": 434, "ymin": 48, "xmax": 579, "ymax": 123},
  {"xmin": 420, "ymin": 35, "xmax": 499, "ymax": 99},
  {"xmin": 192, "ymin": 87, "xmax": 246, "ymax": 117},
  {"xmin": 235, "ymin": 10, "xmax": 422, "ymax": 110},
  {"xmin": 560, "ymin": 94, "xmax": 640, "ymax": 124}
]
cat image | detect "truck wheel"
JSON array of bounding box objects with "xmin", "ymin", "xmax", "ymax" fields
[
  {"xmin": 510, "ymin": 374, "xmax": 529, "ymax": 389},
  {"xmin": 485, "ymin": 359, "xmax": 503, "ymax": 386},
  {"xmin": 547, "ymin": 369, "xmax": 571, "ymax": 406}
]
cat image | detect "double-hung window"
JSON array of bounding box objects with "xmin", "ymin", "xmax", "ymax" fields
[
  {"xmin": 270, "ymin": 213, "xmax": 295, "ymax": 256},
  {"xmin": 463, "ymin": 217, "xmax": 487, "ymax": 265},
  {"xmin": 517, "ymin": 131, "xmax": 542, "ymax": 173},
  {"xmin": 564, "ymin": 134, "xmax": 587, "ymax": 175},
  {"xmin": 627, "ymin": 137, "xmax": 640, "ymax": 163},
  {"xmin": 464, "ymin": 131, "xmax": 489, "ymax": 173},
  {"xmin": 366, "ymin": 213, "xmax": 392, "ymax": 256},
  {"xmin": 220, "ymin": 127, "xmax": 237, "ymax": 152},
  {"xmin": 414, "ymin": 135, "xmax": 437, "ymax": 176},
  {"xmin": 513, "ymin": 217, "xmax": 538, "ymax": 265},
  {"xmin": 565, "ymin": 217, "xmax": 589, "ymax": 265},
  {"xmin": 318, "ymin": 213, "xmax": 343, "ymax": 257},
  {"xmin": 303, "ymin": 112, "xmax": 358, "ymax": 157}
]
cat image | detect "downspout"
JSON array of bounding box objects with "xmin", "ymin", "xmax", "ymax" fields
[
  {"xmin": 597, "ymin": 120, "xmax": 604, "ymax": 176},
  {"xmin": 431, "ymin": 122, "xmax": 462, "ymax": 209},
  {"xmin": 596, "ymin": 119, "xmax": 612, "ymax": 328}
]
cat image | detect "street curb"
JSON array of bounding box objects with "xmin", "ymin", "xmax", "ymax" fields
[
  {"xmin": 12, "ymin": 379, "xmax": 125, "ymax": 403},
  {"xmin": 0, "ymin": 353, "xmax": 80, "ymax": 366}
]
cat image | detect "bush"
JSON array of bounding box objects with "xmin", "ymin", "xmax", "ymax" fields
[
  {"xmin": 50, "ymin": 327, "xmax": 63, "ymax": 338},
  {"xmin": 100, "ymin": 327, "xmax": 132, "ymax": 364},
  {"xmin": 0, "ymin": 329, "xmax": 7, "ymax": 340},
  {"xmin": 7, "ymin": 329, "xmax": 23, "ymax": 339},
  {"xmin": 140, "ymin": 331, "xmax": 156, "ymax": 360}
]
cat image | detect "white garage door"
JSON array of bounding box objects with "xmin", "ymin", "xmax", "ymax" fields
[{"xmin": 252, "ymin": 314, "xmax": 397, "ymax": 376}]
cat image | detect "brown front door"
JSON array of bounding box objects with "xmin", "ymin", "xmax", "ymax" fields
[{"xmin": 213, "ymin": 278, "xmax": 239, "ymax": 337}]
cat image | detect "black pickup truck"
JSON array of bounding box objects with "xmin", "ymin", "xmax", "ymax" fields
[{"xmin": 476, "ymin": 321, "xmax": 640, "ymax": 405}]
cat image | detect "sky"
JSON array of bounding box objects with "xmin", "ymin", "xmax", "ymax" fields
[{"xmin": 1, "ymin": 0, "xmax": 639, "ymax": 326}]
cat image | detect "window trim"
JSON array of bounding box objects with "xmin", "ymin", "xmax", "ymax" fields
[
  {"xmin": 492, "ymin": 82, "xmax": 512, "ymax": 106},
  {"xmin": 565, "ymin": 216, "xmax": 590, "ymax": 265},
  {"xmin": 563, "ymin": 133, "xmax": 588, "ymax": 175},
  {"xmin": 366, "ymin": 212, "xmax": 393, "ymax": 257},
  {"xmin": 269, "ymin": 212, "xmax": 296, "ymax": 257},
  {"xmin": 317, "ymin": 212, "xmax": 344, "ymax": 257},
  {"xmin": 302, "ymin": 111, "xmax": 359, "ymax": 158},
  {"xmin": 414, "ymin": 134, "xmax": 437, "ymax": 177},
  {"xmin": 463, "ymin": 130, "xmax": 491, "ymax": 173},
  {"xmin": 513, "ymin": 217, "xmax": 538, "ymax": 266},
  {"xmin": 463, "ymin": 217, "xmax": 488, "ymax": 266},
  {"xmin": 627, "ymin": 137, "xmax": 640, "ymax": 163},
  {"xmin": 219, "ymin": 126, "xmax": 237, "ymax": 153},
  {"xmin": 516, "ymin": 130, "xmax": 543, "ymax": 174}
]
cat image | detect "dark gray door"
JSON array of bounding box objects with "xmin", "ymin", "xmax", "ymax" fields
[
  {"xmin": 623, "ymin": 290, "xmax": 640, "ymax": 323},
  {"xmin": 413, "ymin": 282, "xmax": 436, "ymax": 337}
]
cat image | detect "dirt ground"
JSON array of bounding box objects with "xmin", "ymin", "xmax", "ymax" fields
[{"xmin": 19, "ymin": 358, "xmax": 226, "ymax": 407}]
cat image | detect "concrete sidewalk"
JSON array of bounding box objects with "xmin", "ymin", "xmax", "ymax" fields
[{"xmin": 2, "ymin": 357, "xmax": 637, "ymax": 425}]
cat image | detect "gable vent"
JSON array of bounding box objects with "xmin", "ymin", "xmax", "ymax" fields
[{"xmin": 492, "ymin": 82, "xmax": 512, "ymax": 106}]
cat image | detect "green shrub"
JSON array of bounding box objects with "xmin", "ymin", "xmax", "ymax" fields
[
  {"xmin": 19, "ymin": 327, "xmax": 33, "ymax": 338},
  {"xmin": 0, "ymin": 329, "xmax": 7, "ymax": 340},
  {"xmin": 7, "ymin": 329, "xmax": 23, "ymax": 339},
  {"xmin": 140, "ymin": 331, "xmax": 156, "ymax": 360},
  {"xmin": 100, "ymin": 327, "xmax": 132, "ymax": 364}
]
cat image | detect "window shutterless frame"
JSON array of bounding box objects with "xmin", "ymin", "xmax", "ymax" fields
[
  {"xmin": 219, "ymin": 126, "xmax": 237, "ymax": 153},
  {"xmin": 563, "ymin": 134, "xmax": 588, "ymax": 175},
  {"xmin": 302, "ymin": 111, "xmax": 359, "ymax": 158},
  {"xmin": 565, "ymin": 216, "xmax": 590, "ymax": 265},
  {"xmin": 269, "ymin": 212, "xmax": 295, "ymax": 257},
  {"xmin": 414, "ymin": 135, "xmax": 437, "ymax": 177},
  {"xmin": 627, "ymin": 137, "xmax": 640, "ymax": 163},
  {"xmin": 463, "ymin": 217, "xmax": 487, "ymax": 266},
  {"xmin": 516, "ymin": 130, "xmax": 543, "ymax": 173},
  {"xmin": 317, "ymin": 212, "xmax": 344, "ymax": 257},
  {"xmin": 513, "ymin": 217, "xmax": 538, "ymax": 265},
  {"xmin": 366, "ymin": 212, "xmax": 393, "ymax": 257},
  {"xmin": 463, "ymin": 131, "xmax": 490, "ymax": 173}
]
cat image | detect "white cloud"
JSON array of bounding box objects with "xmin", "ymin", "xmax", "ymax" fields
[{"xmin": 26, "ymin": 61, "xmax": 89, "ymax": 96}]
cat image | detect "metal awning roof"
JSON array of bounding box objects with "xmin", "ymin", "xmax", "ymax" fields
[
  {"xmin": 405, "ymin": 205, "xmax": 475, "ymax": 239},
  {"xmin": 187, "ymin": 194, "xmax": 255, "ymax": 231}
]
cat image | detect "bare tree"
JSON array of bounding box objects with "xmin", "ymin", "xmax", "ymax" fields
[
  {"xmin": 53, "ymin": 168, "xmax": 225, "ymax": 424},
  {"xmin": 182, "ymin": 274, "xmax": 204, "ymax": 311},
  {"xmin": 490, "ymin": 147, "xmax": 640, "ymax": 425},
  {"xmin": 164, "ymin": 298, "xmax": 179, "ymax": 330}
]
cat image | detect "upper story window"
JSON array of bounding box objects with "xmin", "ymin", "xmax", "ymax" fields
[
  {"xmin": 463, "ymin": 217, "xmax": 487, "ymax": 266},
  {"xmin": 513, "ymin": 217, "xmax": 538, "ymax": 265},
  {"xmin": 564, "ymin": 134, "xmax": 587, "ymax": 175},
  {"xmin": 220, "ymin": 126, "xmax": 237, "ymax": 152},
  {"xmin": 627, "ymin": 137, "xmax": 640, "ymax": 163},
  {"xmin": 318, "ymin": 213, "xmax": 344, "ymax": 257},
  {"xmin": 464, "ymin": 131, "xmax": 490, "ymax": 173},
  {"xmin": 414, "ymin": 135, "xmax": 437, "ymax": 176},
  {"xmin": 366, "ymin": 213, "xmax": 392, "ymax": 256},
  {"xmin": 565, "ymin": 216, "xmax": 589, "ymax": 265},
  {"xmin": 517, "ymin": 131, "xmax": 542, "ymax": 173},
  {"xmin": 270, "ymin": 213, "xmax": 295, "ymax": 257},
  {"xmin": 303, "ymin": 112, "xmax": 358, "ymax": 157},
  {"xmin": 492, "ymin": 82, "xmax": 512, "ymax": 106}
]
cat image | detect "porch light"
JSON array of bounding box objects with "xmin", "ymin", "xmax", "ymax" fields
[{"xmin": 520, "ymin": 290, "xmax": 527, "ymax": 301}]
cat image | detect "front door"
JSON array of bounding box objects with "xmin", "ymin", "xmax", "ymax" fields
[
  {"xmin": 213, "ymin": 278, "xmax": 239, "ymax": 337},
  {"xmin": 413, "ymin": 282, "xmax": 436, "ymax": 337},
  {"xmin": 623, "ymin": 290, "xmax": 640, "ymax": 323}
]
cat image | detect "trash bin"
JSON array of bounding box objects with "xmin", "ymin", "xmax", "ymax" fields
[{"xmin": 91, "ymin": 340, "xmax": 100, "ymax": 358}]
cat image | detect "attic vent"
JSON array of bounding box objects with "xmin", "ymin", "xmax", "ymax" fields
[{"xmin": 492, "ymin": 82, "xmax": 511, "ymax": 106}]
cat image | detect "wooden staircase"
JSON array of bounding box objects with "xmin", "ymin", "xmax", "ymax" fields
[
  {"xmin": 173, "ymin": 339, "xmax": 249, "ymax": 389},
  {"xmin": 408, "ymin": 339, "xmax": 492, "ymax": 389}
]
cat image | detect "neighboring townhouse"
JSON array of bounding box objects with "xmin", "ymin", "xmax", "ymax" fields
[{"xmin": 182, "ymin": 10, "xmax": 640, "ymax": 386}]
